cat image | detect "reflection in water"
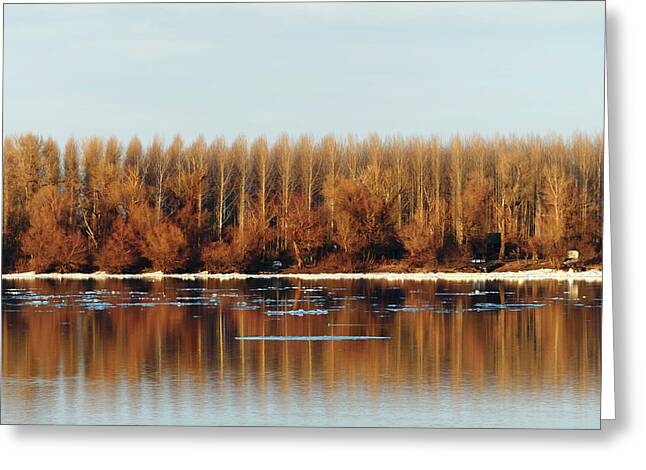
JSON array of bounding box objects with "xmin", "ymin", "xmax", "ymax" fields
[{"xmin": 1, "ymin": 278, "xmax": 601, "ymax": 428}]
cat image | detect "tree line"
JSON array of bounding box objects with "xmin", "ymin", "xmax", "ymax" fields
[{"xmin": 2, "ymin": 132, "xmax": 603, "ymax": 273}]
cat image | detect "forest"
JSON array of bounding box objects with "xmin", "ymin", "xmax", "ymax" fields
[{"xmin": 2, "ymin": 132, "xmax": 603, "ymax": 274}]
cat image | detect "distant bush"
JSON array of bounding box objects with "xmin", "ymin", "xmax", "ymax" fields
[
  {"xmin": 201, "ymin": 241, "xmax": 237, "ymax": 272},
  {"xmin": 131, "ymin": 205, "xmax": 189, "ymax": 272},
  {"xmin": 20, "ymin": 186, "xmax": 88, "ymax": 272},
  {"xmin": 400, "ymin": 219, "xmax": 439, "ymax": 260},
  {"xmin": 95, "ymin": 216, "xmax": 141, "ymax": 273},
  {"xmin": 327, "ymin": 178, "xmax": 404, "ymax": 262}
]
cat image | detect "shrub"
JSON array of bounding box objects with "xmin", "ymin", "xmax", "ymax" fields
[
  {"xmin": 20, "ymin": 186, "xmax": 88, "ymax": 272},
  {"xmin": 201, "ymin": 241, "xmax": 238, "ymax": 272},
  {"xmin": 399, "ymin": 219, "xmax": 438, "ymax": 260},
  {"xmin": 139, "ymin": 221, "xmax": 188, "ymax": 272},
  {"xmin": 126, "ymin": 204, "xmax": 189, "ymax": 273},
  {"xmin": 95, "ymin": 217, "xmax": 141, "ymax": 273},
  {"xmin": 326, "ymin": 178, "xmax": 403, "ymax": 262}
]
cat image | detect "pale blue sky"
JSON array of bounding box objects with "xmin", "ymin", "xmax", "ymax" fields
[{"xmin": 3, "ymin": 1, "xmax": 605, "ymax": 144}]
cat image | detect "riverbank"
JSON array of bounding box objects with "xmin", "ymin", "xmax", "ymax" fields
[{"xmin": 2, "ymin": 268, "xmax": 602, "ymax": 282}]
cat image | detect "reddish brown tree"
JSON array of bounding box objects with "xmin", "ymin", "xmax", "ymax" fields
[{"xmin": 20, "ymin": 186, "xmax": 87, "ymax": 272}]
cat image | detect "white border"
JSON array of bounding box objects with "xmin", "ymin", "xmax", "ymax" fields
[{"xmin": 601, "ymin": 23, "xmax": 615, "ymax": 419}]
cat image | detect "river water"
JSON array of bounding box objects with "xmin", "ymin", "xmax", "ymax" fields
[{"xmin": 1, "ymin": 277, "xmax": 601, "ymax": 428}]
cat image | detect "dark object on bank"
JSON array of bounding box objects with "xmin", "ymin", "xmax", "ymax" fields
[
  {"xmin": 470, "ymin": 233, "xmax": 503, "ymax": 272},
  {"xmin": 258, "ymin": 259, "xmax": 284, "ymax": 274},
  {"xmin": 470, "ymin": 259, "xmax": 504, "ymax": 273},
  {"xmin": 560, "ymin": 249, "xmax": 586, "ymax": 272}
]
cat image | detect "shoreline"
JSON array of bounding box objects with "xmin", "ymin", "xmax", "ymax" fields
[{"xmin": 1, "ymin": 268, "xmax": 602, "ymax": 282}]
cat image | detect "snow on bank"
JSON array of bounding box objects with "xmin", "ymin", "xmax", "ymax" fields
[{"xmin": 2, "ymin": 268, "xmax": 602, "ymax": 282}]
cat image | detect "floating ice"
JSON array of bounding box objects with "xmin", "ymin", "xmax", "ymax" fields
[
  {"xmin": 472, "ymin": 302, "xmax": 547, "ymax": 310},
  {"xmin": 437, "ymin": 290, "xmax": 502, "ymax": 296},
  {"xmin": 23, "ymin": 300, "xmax": 49, "ymax": 306},
  {"xmin": 4, "ymin": 288, "xmax": 30, "ymax": 295},
  {"xmin": 115, "ymin": 301, "xmax": 184, "ymax": 307},
  {"xmin": 385, "ymin": 305, "xmax": 438, "ymax": 313},
  {"xmin": 264, "ymin": 309, "xmax": 328, "ymax": 317},
  {"xmin": 82, "ymin": 302, "xmax": 114, "ymax": 310},
  {"xmin": 235, "ymin": 335, "xmax": 390, "ymax": 341}
]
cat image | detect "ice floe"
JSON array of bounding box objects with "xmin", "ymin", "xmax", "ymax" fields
[
  {"xmin": 235, "ymin": 335, "xmax": 390, "ymax": 341},
  {"xmin": 264, "ymin": 309, "xmax": 328, "ymax": 317}
]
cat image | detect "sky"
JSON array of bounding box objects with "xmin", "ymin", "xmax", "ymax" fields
[{"xmin": 2, "ymin": 1, "xmax": 605, "ymax": 145}]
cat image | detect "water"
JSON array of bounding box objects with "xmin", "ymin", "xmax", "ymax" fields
[{"xmin": 1, "ymin": 278, "xmax": 601, "ymax": 428}]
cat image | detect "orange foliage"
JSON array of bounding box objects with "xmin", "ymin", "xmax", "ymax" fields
[
  {"xmin": 20, "ymin": 186, "xmax": 87, "ymax": 272},
  {"xmin": 131, "ymin": 205, "xmax": 188, "ymax": 272},
  {"xmin": 201, "ymin": 240, "xmax": 237, "ymax": 272},
  {"xmin": 283, "ymin": 194, "xmax": 326, "ymax": 267},
  {"xmin": 326, "ymin": 178, "xmax": 402, "ymax": 261},
  {"xmin": 95, "ymin": 216, "xmax": 141, "ymax": 273},
  {"xmin": 400, "ymin": 219, "xmax": 438, "ymax": 260}
]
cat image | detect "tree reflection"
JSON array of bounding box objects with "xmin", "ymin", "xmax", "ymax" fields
[{"xmin": 2, "ymin": 278, "xmax": 601, "ymax": 414}]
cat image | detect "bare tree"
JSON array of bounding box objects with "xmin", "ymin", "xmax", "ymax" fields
[
  {"xmin": 273, "ymin": 134, "xmax": 294, "ymax": 251},
  {"xmin": 42, "ymin": 137, "xmax": 61, "ymax": 187},
  {"xmin": 231, "ymin": 135, "xmax": 250, "ymax": 233},
  {"xmin": 320, "ymin": 134, "xmax": 340, "ymax": 233},
  {"xmin": 251, "ymin": 136, "xmax": 273, "ymax": 229},
  {"xmin": 449, "ymin": 136, "xmax": 465, "ymax": 247},
  {"xmin": 296, "ymin": 134, "xmax": 320, "ymax": 214},
  {"xmin": 144, "ymin": 136, "xmax": 173, "ymax": 221},
  {"xmin": 210, "ymin": 137, "xmax": 233, "ymax": 240}
]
